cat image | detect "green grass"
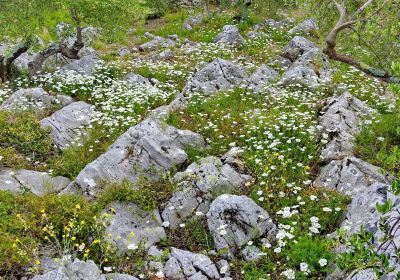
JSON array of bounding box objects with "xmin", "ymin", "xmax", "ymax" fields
[{"xmin": 0, "ymin": 111, "xmax": 54, "ymax": 170}]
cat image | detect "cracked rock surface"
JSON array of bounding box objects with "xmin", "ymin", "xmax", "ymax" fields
[
  {"xmin": 0, "ymin": 168, "xmax": 71, "ymax": 195},
  {"xmin": 314, "ymin": 156, "xmax": 392, "ymax": 196},
  {"xmin": 40, "ymin": 101, "xmax": 97, "ymax": 150},
  {"xmin": 102, "ymin": 201, "xmax": 166, "ymax": 251},
  {"xmin": 183, "ymin": 58, "xmax": 249, "ymax": 96},
  {"xmin": 318, "ymin": 92, "xmax": 373, "ymax": 162},
  {"xmin": 281, "ymin": 36, "xmax": 317, "ymax": 62},
  {"xmin": 164, "ymin": 247, "xmax": 221, "ymax": 279},
  {"xmin": 72, "ymin": 119, "xmax": 205, "ymax": 198},
  {"xmin": 214, "ymin": 25, "xmax": 245, "ymax": 47},
  {"xmin": 162, "ymin": 154, "xmax": 253, "ymax": 228},
  {"xmin": 207, "ymin": 194, "xmax": 276, "ymax": 256},
  {"xmin": 0, "ymin": 87, "xmax": 73, "ymax": 113}
]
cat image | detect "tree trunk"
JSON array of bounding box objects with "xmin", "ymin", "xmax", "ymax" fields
[{"xmin": 0, "ymin": 44, "xmax": 29, "ymax": 83}]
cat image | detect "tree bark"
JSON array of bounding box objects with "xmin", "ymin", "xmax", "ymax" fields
[{"xmin": 0, "ymin": 43, "xmax": 28, "ymax": 83}]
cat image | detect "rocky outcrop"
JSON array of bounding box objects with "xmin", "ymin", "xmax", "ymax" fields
[
  {"xmin": 317, "ymin": 92, "xmax": 373, "ymax": 162},
  {"xmin": 289, "ymin": 19, "xmax": 318, "ymax": 35},
  {"xmin": 250, "ymin": 64, "xmax": 278, "ymax": 87},
  {"xmin": 281, "ymin": 36, "xmax": 317, "ymax": 62},
  {"xmin": 214, "ymin": 25, "xmax": 245, "ymax": 47},
  {"xmin": 183, "ymin": 58, "xmax": 249, "ymax": 96},
  {"xmin": 102, "ymin": 201, "xmax": 166, "ymax": 251},
  {"xmin": 0, "ymin": 88, "xmax": 73, "ymax": 113},
  {"xmin": 60, "ymin": 54, "xmax": 101, "ymax": 75},
  {"xmin": 71, "ymin": 119, "xmax": 205, "ymax": 198},
  {"xmin": 164, "ymin": 248, "xmax": 221, "ymax": 279},
  {"xmin": 278, "ymin": 65, "xmax": 319, "ymax": 88},
  {"xmin": 0, "ymin": 168, "xmax": 70, "ymax": 195},
  {"xmin": 315, "ymin": 156, "xmax": 392, "ymax": 196},
  {"xmin": 40, "ymin": 101, "xmax": 97, "ymax": 150},
  {"xmin": 125, "ymin": 73, "xmax": 153, "ymax": 86},
  {"xmin": 32, "ymin": 258, "xmax": 138, "ymax": 280},
  {"xmin": 162, "ymin": 154, "xmax": 253, "ymax": 228},
  {"xmin": 207, "ymin": 194, "xmax": 276, "ymax": 257}
]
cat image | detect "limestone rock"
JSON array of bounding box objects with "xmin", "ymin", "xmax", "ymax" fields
[
  {"xmin": 250, "ymin": 64, "xmax": 278, "ymax": 91},
  {"xmin": 40, "ymin": 101, "xmax": 97, "ymax": 150},
  {"xmin": 289, "ymin": 19, "xmax": 318, "ymax": 35},
  {"xmin": 106, "ymin": 274, "xmax": 139, "ymax": 280},
  {"xmin": 60, "ymin": 54, "xmax": 101, "ymax": 75},
  {"xmin": 0, "ymin": 168, "xmax": 70, "ymax": 195},
  {"xmin": 281, "ymin": 36, "xmax": 317, "ymax": 62},
  {"xmin": 138, "ymin": 34, "xmax": 177, "ymax": 52},
  {"xmin": 318, "ymin": 92, "xmax": 373, "ymax": 162},
  {"xmin": 125, "ymin": 73, "xmax": 152, "ymax": 86},
  {"xmin": 241, "ymin": 245, "xmax": 262, "ymax": 262},
  {"xmin": 164, "ymin": 248, "xmax": 220, "ymax": 279},
  {"xmin": 278, "ymin": 65, "xmax": 319, "ymax": 88},
  {"xmin": 207, "ymin": 194, "xmax": 276, "ymax": 256},
  {"xmin": 162, "ymin": 156, "xmax": 252, "ymax": 228},
  {"xmin": 102, "ymin": 201, "xmax": 166, "ymax": 251},
  {"xmin": 314, "ymin": 157, "xmax": 392, "ymax": 196},
  {"xmin": 72, "ymin": 119, "xmax": 205, "ymax": 198},
  {"xmin": 31, "ymin": 258, "xmax": 105, "ymax": 280},
  {"xmin": 183, "ymin": 58, "xmax": 249, "ymax": 96},
  {"xmin": 214, "ymin": 25, "xmax": 245, "ymax": 47},
  {"xmin": 183, "ymin": 14, "xmax": 203, "ymax": 30},
  {"xmin": 1, "ymin": 88, "xmax": 72, "ymax": 113}
]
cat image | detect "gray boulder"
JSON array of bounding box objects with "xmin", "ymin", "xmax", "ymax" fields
[
  {"xmin": 246, "ymin": 31, "xmax": 262, "ymax": 39},
  {"xmin": 207, "ymin": 194, "xmax": 276, "ymax": 256},
  {"xmin": 40, "ymin": 101, "xmax": 97, "ymax": 150},
  {"xmin": 162, "ymin": 155, "xmax": 253, "ymax": 228},
  {"xmin": 31, "ymin": 258, "xmax": 105, "ymax": 280},
  {"xmin": 0, "ymin": 168, "xmax": 70, "ymax": 195},
  {"xmin": 0, "ymin": 87, "xmax": 73, "ymax": 113},
  {"xmin": 60, "ymin": 54, "xmax": 101, "ymax": 75},
  {"xmin": 164, "ymin": 248, "xmax": 220, "ymax": 279},
  {"xmin": 314, "ymin": 157, "xmax": 392, "ymax": 196},
  {"xmin": 289, "ymin": 19, "xmax": 318, "ymax": 35},
  {"xmin": 183, "ymin": 14, "xmax": 203, "ymax": 30},
  {"xmin": 72, "ymin": 119, "xmax": 205, "ymax": 198},
  {"xmin": 214, "ymin": 25, "xmax": 245, "ymax": 47},
  {"xmin": 183, "ymin": 58, "xmax": 249, "ymax": 96},
  {"xmin": 106, "ymin": 274, "xmax": 139, "ymax": 280},
  {"xmin": 13, "ymin": 51, "xmax": 37, "ymax": 71},
  {"xmin": 278, "ymin": 65, "xmax": 319, "ymax": 88},
  {"xmin": 250, "ymin": 64, "xmax": 278, "ymax": 91},
  {"xmin": 318, "ymin": 92, "xmax": 373, "ymax": 162},
  {"xmin": 102, "ymin": 201, "xmax": 166, "ymax": 251},
  {"xmin": 138, "ymin": 34, "xmax": 177, "ymax": 52},
  {"xmin": 241, "ymin": 245, "xmax": 262, "ymax": 262},
  {"xmin": 344, "ymin": 269, "xmax": 378, "ymax": 280},
  {"xmin": 125, "ymin": 73, "xmax": 152, "ymax": 86},
  {"xmin": 281, "ymin": 36, "xmax": 317, "ymax": 62}
]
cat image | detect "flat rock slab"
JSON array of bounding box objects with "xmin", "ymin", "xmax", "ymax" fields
[
  {"xmin": 162, "ymin": 155, "xmax": 253, "ymax": 228},
  {"xmin": 314, "ymin": 157, "xmax": 392, "ymax": 196},
  {"xmin": 214, "ymin": 25, "xmax": 245, "ymax": 47},
  {"xmin": 0, "ymin": 168, "xmax": 70, "ymax": 195},
  {"xmin": 184, "ymin": 58, "xmax": 249, "ymax": 96},
  {"xmin": 207, "ymin": 194, "xmax": 276, "ymax": 256},
  {"xmin": 164, "ymin": 247, "xmax": 221, "ymax": 279},
  {"xmin": 318, "ymin": 92, "xmax": 373, "ymax": 162},
  {"xmin": 40, "ymin": 101, "xmax": 97, "ymax": 150},
  {"xmin": 102, "ymin": 201, "xmax": 166, "ymax": 251},
  {"xmin": 0, "ymin": 87, "xmax": 73, "ymax": 113},
  {"xmin": 72, "ymin": 119, "xmax": 205, "ymax": 198}
]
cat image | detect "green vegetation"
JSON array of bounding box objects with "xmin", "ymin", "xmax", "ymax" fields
[{"xmin": 0, "ymin": 111, "xmax": 53, "ymax": 169}]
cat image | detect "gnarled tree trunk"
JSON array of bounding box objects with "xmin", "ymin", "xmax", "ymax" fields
[
  {"xmin": 0, "ymin": 43, "xmax": 28, "ymax": 83},
  {"xmin": 323, "ymin": 0, "xmax": 399, "ymax": 84}
]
